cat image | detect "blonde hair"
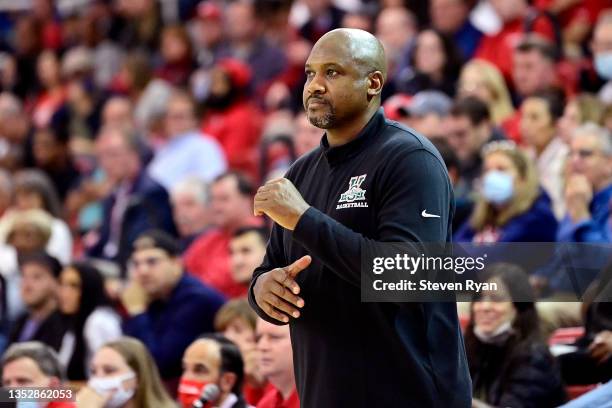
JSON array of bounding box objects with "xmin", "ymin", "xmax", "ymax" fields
[
  {"xmin": 103, "ymin": 337, "xmax": 176, "ymax": 408},
  {"xmin": 214, "ymin": 298, "xmax": 257, "ymax": 332},
  {"xmin": 470, "ymin": 142, "xmax": 540, "ymax": 230},
  {"xmin": 571, "ymin": 93, "xmax": 605, "ymax": 125},
  {"xmin": 460, "ymin": 59, "xmax": 515, "ymax": 125}
]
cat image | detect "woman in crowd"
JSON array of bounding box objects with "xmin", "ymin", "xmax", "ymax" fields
[
  {"xmin": 58, "ymin": 262, "xmax": 122, "ymax": 380},
  {"xmin": 454, "ymin": 141, "xmax": 558, "ymax": 243},
  {"xmin": 557, "ymin": 93, "xmax": 606, "ymax": 144},
  {"xmin": 457, "ymin": 59, "xmax": 515, "ymax": 126},
  {"xmin": 466, "ymin": 263, "xmax": 566, "ymax": 408},
  {"xmin": 12, "ymin": 169, "xmax": 72, "ymax": 264},
  {"xmin": 31, "ymin": 49, "xmax": 65, "ymax": 128},
  {"xmin": 76, "ymin": 336, "xmax": 177, "ymax": 408},
  {"xmin": 520, "ymin": 88, "xmax": 568, "ymax": 219},
  {"xmin": 398, "ymin": 28, "xmax": 463, "ymax": 97},
  {"xmin": 156, "ymin": 25, "xmax": 195, "ymax": 87}
]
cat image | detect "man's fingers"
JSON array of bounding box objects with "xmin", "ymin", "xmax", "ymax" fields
[
  {"xmin": 269, "ymin": 280, "xmax": 305, "ymax": 308},
  {"xmin": 263, "ymin": 292, "xmax": 301, "ymax": 318},
  {"xmin": 272, "ymin": 268, "xmax": 301, "ymax": 295},
  {"xmin": 287, "ymin": 255, "xmax": 312, "ymax": 277},
  {"xmin": 261, "ymin": 301, "xmax": 290, "ymax": 323}
]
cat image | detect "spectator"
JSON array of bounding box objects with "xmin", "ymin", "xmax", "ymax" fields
[
  {"xmin": 32, "ymin": 50, "xmax": 65, "ymax": 128},
  {"xmin": 179, "ymin": 334, "xmax": 251, "ymax": 408},
  {"xmin": 201, "ymin": 59, "xmax": 263, "ymax": 179},
  {"xmin": 512, "ymin": 36, "xmax": 559, "ymax": 102},
  {"xmin": 0, "ymin": 92, "xmax": 30, "ymax": 171},
  {"xmin": 9, "ymin": 251, "xmax": 65, "ymax": 351},
  {"xmin": 170, "ymin": 177, "xmax": 212, "ymax": 250},
  {"xmin": 111, "ymin": 0, "xmax": 163, "ymax": 52},
  {"xmin": 122, "ymin": 230, "xmax": 225, "ymax": 384},
  {"xmin": 397, "ymin": 29, "xmax": 463, "ymax": 97},
  {"xmin": 293, "ymin": 112, "xmax": 323, "ymax": 158},
  {"xmin": 218, "ymin": 0, "xmax": 287, "ymax": 90},
  {"xmin": 593, "ymin": 12, "xmax": 612, "ymax": 104},
  {"xmin": 192, "ymin": 1, "xmax": 224, "ymax": 70},
  {"xmin": 520, "ymin": 89, "xmax": 568, "ymax": 219},
  {"xmin": 229, "ymin": 227, "xmax": 268, "ymax": 290},
  {"xmin": 466, "ymin": 263, "xmax": 566, "ymax": 408},
  {"xmin": 430, "ymin": 0, "xmax": 483, "ymax": 59},
  {"xmin": 296, "ymin": 0, "xmax": 344, "ymax": 44},
  {"xmin": 458, "ymin": 60, "xmax": 515, "ymax": 127},
  {"xmin": 76, "ymin": 336, "xmax": 176, "ymax": 408},
  {"xmin": 0, "ymin": 169, "xmax": 12, "ymax": 217},
  {"xmin": 101, "ymin": 96, "xmax": 135, "ymax": 132},
  {"xmin": 558, "ymin": 93, "xmax": 606, "ymax": 144},
  {"xmin": 12, "ymin": 169, "xmax": 72, "ymax": 264},
  {"xmin": 400, "ymin": 90, "xmax": 452, "ymax": 139},
  {"xmin": 475, "ymin": 0, "xmax": 556, "ymax": 80},
  {"xmin": 57, "ymin": 262, "xmax": 122, "ymax": 380},
  {"xmin": 148, "ymin": 90, "xmax": 226, "ymax": 191},
  {"xmin": 455, "ymin": 141, "xmax": 558, "ymax": 242},
  {"xmin": 156, "ymin": 25, "xmax": 195, "ymax": 87},
  {"xmin": 85, "ymin": 126, "xmax": 176, "ymax": 269},
  {"xmin": 215, "ymin": 299, "xmax": 266, "ymax": 406},
  {"xmin": 375, "ymin": 7, "xmax": 417, "ymax": 83},
  {"xmin": 2, "ymin": 341, "xmax": 75, "ymax": 408},
  {"xmin": 184, "ymin": 172, "xmax": 261, "ymax": 298},
  {"xmin": 255, "ymin": 319, "xmax": 299, "ymax": 408}
]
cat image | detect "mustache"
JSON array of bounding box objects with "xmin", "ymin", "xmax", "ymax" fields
[{"xmin": 307, "ymin": 96, "xmax": 329, "ymax": 105}]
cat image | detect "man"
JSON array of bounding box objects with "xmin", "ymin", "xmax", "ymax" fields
[
  {"xmin": 229, "ymin": 227, "xmax": 268, "ymax": 289},
  {"xmin": 255, "ymin": 319, "xmax": 299, "ymax": 408},
  {"xmin": 185, "ymin": 172, "xmax": 262, "ymax": 298},
  {"xmin": 101, "ymin": 96, "xmax": 135, "ymax": 131},
  {"xmin": 0, "ymin": 92, "xmax": 30, "ymax": 171},
  {"xmin": 122, "ymin": 230, "xmax": 226, "ymax": 384},
  {"xmin": 592, "ymin": 12, "xmax": 612, "ymax": 104},
  {"xmin": 9, "ymin": 252, "xmax": 65, "ymax": 351},
  {"xmin": 374, "ymin": 7, "xmax": 417, "ymax": 82},
  {"xmin": 2, "ymin": 341, "xmax": 75, "ymax": 408},
  {"xmin": 430, "ymin": 0, "xmax": 482, "ymax": 59},
  {"xmin": 400, "ymin": 90, "xmax": 452, "ymax": 139},
  {"xmin": 249, "ymin": 29, "xmax": 470, "ymax": 407},
  {"xmin": 85, "ymin": 126, "xmax": 176, "ymax": 268},
  {"xmin": 171, "ymin": 177, "xmax": 212, "ymax": 250},
  {"xmin": 148, "ymin": 90, "xmax": 226, "ymax": 191},
  {"xmin": 512, "ymin": 36, "xmax": 559, "ymax": 101},
  {"xmin": 179, "ymin": 334, "xmax": 251, "ymax": 408},
  {"xmin": 293, "ymin": 112, "xmax": 323, "ymax": 158}
]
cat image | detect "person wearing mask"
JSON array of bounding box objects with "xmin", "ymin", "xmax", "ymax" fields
[
  {"xmin": 2, "ymin": 341, "xmax": 75, "ymax": 408},
  {"xmin": 122, "ymin": 230, "xmax": 225, "ymax": 386},
  {"xmin": 455, "ymin": 141, "xmax": 558, "ymax": 243},
  {"xmin": 57, "ymin": 262, "xmax": 122, "ymax": 380},
  {"xmin": 466, "ymin": 263, "xmax": 566, "ymax": 408},
  {"xmin": 179, "ymin": 334, "xmax": 252, "ymax": 408},
  {"xmin": 76, "ymin": 336, "xmax": 176, "ymax": 408},
  {"xmin": 9, "ymin": 251, "xmax": 65, "ymax": 351}
]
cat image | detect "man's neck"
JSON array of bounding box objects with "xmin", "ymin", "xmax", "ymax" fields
[
  {"xmin": 30, "ymin": 299, "xmax": 56, "ymax": 321},
  {"xmin": 270, "ymin": 373, "xmax": 296, "ymax": 401},
  {"xmin": 326, "ymin": 104, "xmax": 378, "ymax": 147}
]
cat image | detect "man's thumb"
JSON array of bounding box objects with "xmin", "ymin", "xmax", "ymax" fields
[{"xmin": 288, "ymin": 255, "xmax": 312, "ymax": 276}]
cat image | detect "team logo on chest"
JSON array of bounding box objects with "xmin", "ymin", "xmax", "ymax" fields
[{"xmin": 337, "ymin": 174, "xmax": 369, "ymax": 209}]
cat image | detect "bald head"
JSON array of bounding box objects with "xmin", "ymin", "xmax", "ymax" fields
[{"xmin": 314, "ymin": 29, "xmax": 387, "ymax": 80}]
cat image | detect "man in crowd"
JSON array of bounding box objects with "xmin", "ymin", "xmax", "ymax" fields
[
  {"xmin": 179, "ymin": 334, "xmax": 250, "ymax": 408},
  {"xmin": 170, "ymin": 177, "xmax": 212, "ymax": 250},
  {"xmin": 184, "ymin": 172, "xmax": 262, "ymax": 298},
  {"xmin": 122, "ymin": 230, "xmax": 226, "ymax": 387},
  {"xmin": 255, "ymin": 319, "xmax": 299, "ymax": 408},
  {"xmin": 430, "ymin": 0, "xmax": 482, "ymax": 59},
  {"xmin": 229, "ymin": 226, "xmax": 268, "ymax": 291},
  {"xmin": 85, "ymin": 126, "xmax": 176, "ymax": 268},
  {"xmin": 2, "ymin": 341, "xmax": 75, "ymax": 408},
  {"xmin": 512, "ymin": 36, "xmax": 559, "ymax": 102},
  {"xmin": 400, "ymin": 90, "xmax": 452, "ymax": 139},
  {"xmin": 9, "ymin": 252, "xmax": 65, "ymax": 351}
]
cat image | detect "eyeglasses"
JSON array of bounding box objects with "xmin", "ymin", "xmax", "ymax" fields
[
  {"xmin": 569, "ymin": 149, "xmax": 597, "ymax": 159},
  {"xmin": 128, "ymin": 256, "xmax": 167, "ymax": 270}
]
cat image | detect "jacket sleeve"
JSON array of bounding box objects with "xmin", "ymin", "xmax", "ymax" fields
[{"xmin": 292, "ymin": 147, "xmax": 452, "ymax": 288}]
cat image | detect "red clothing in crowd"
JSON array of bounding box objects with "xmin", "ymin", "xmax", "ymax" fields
[
  {"xmin": 475, "ymin": 16, "xmax": 556, "ymax": 81},
  {"xmin": 245, "ymin": 382, "xmax": 275, "ymax": 406},
  {"xmin": 256, "ymin": 387, "xmax": 300, "ymax": 408},
  {"xmin": 47, "ymin": 401, "xmax": 76, "ymax": 408},
  {"xmin": 202, "ymin": 100, "xmax": 263, "ymax": 180}
]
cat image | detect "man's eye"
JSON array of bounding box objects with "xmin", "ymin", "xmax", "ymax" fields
[
  {"xmin": 327, "ymin": 70, "xmax": 338, "ymax": 77},
  {"xmin": 305, "ymin": 71, "xmax": 314, "ymax": 77}
]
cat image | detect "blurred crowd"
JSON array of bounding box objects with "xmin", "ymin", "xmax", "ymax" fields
[{"xmin": 0, "ymin": 0, "xmax": 610, "ymax": 407}]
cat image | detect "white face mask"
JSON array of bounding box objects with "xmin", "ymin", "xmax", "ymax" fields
[
  {"xmin": 88, "ymin": 371, "xmax": 136, "ymax": 408},
  {"xmin": 474, "ymin": 320, "xmax": 514, "ymax": 345}
]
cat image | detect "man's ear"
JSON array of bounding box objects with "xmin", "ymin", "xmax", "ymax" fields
[
  {"xmin": 219, "ymin": 372, "xmax": 237, "ymax": 394},
  {"xmin": 367, "ymin": 71, "xmax": 384, "ymax": 97}
]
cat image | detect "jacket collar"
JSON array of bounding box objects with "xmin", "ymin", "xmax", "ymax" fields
[{"xmin": 320, "ymin": 108, "xmax": 386, "ymax": 167}]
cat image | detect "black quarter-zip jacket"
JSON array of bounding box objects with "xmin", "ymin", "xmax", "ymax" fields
[{"xmin": 249, "ymin": 109, "xmax": 472, "ymax": 408}]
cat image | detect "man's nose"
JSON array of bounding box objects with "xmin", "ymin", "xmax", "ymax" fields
[{"xmin": 306, "ymin": 73, "xmax": 325, "ymax": 95}]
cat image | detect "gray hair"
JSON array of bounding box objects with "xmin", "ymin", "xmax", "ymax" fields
[
  {"xmin": 2, "ymin": 342, "xmax": 64, "ymax": 380},
  {"xmin": 171, "ymin": 177, "xmax": 210, "ymax": 206},
  {"xmin": 572, "ymin": 122, "xmax": 612, "ymax": 156}
]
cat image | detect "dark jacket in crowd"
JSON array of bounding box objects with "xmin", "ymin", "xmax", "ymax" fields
[{"xmin": 9, "ymin": 310, "xmax": 66, "ymax": 351}]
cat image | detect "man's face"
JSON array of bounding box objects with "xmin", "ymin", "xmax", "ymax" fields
[
  {"xmin": 405, "ymin": 113, "xmax": 447, "ymax": 139},
  {"xmin": 20, "ymin": 263, "xmax": 57, "ymax": 309},
  {"xmin": 512, "ymin": 50, "xmax": 555, "ymax": 97},
  {"xmin": 430, "ymin": 0, "xmax": 468, "ymax": 34},
  {"xmin": 95, "ymin": 132, "xmax": 138, "ymax": 184},
  {"xmin": 256, "ymin": 319, "xmax": 293, "ymax": 380},
  {"xmin": 569, "ymin": 133, "xmax": 612, "ymax": 191},
  {"xmin": 102, "ymin": 98, "xmax": 133, "ymax": 129},
  {"xmin": 446, "ymin": 115, "xmax": 487, "ymax": 162},
  {"xmin": 375, "ymin": 9, "xmax": 416, "ymax": 61},
  {"xmin": 229, "ymin": 231, "xmax": 266, "ymax": 284},
  {"xmin": 172, "ymin": 191, "xmax": 209, "ymax": 238},
  {"xmin": 225, "ymin": 2, "xmax": 256, "ymax": 43},
  {"xmin": 303, "ymin": 38, "xmax": 371, "ymax": 129},
  {"xmin": 3, "ymin": 357, "xmax": 54, "ymax": 387},
  {"xmin": 182, "ymin": 339, "xmax": 221, "ymax": 383},
  {"xmin": 165, "ymin": 97, "xmax": 196, "ymax": 138},
  {"xmin": 129, "ymin": 248, "xmax": 180, "ymax": 299},
  {"xmin": 33, "ymin": 129, "xmax": 63, "ymax": 167},
  {"xmin": 210, "ymin": 177, "xmax": 251, "ymax": 230}
]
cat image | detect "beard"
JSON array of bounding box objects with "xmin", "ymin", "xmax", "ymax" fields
[
  {"xmin": 306, "ymin": 100, "xmax": 336, "ymax": 129},
  {"xmin": 204, "ymin": 88, "xmax": 237, "ymax": 111}
]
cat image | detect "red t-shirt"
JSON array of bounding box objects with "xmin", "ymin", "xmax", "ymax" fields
[{"xmin": 256, "ymin": 387, "xmax": 300, "ymax": 408}]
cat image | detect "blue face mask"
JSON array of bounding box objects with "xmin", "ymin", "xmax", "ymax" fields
[
  {"xmin": 595, "ymin": 52, "xmax": 612, "ymax": 80},
  {"xmin": 482, "ymin": 170, "xmax": 514, "ymax": 204}
]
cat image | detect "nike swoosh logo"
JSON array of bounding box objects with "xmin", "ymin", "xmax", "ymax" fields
[{"xmin": 421, "ymin": 210, "xmax": 440, "ymax": 218}]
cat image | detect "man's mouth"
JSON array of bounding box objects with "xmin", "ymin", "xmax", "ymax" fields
[{"xmin": 308, "ymin": 98, "xmax": 328, "ymax": 107}]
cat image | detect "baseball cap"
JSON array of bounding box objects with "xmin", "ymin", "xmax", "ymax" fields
[
  {"xmin": 132, "ymin": 230, "xmax": 181, "ymax": 257},
  {"xmin": 399, "ymin": 91, "xmax": 452, "ymax": 117}
]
